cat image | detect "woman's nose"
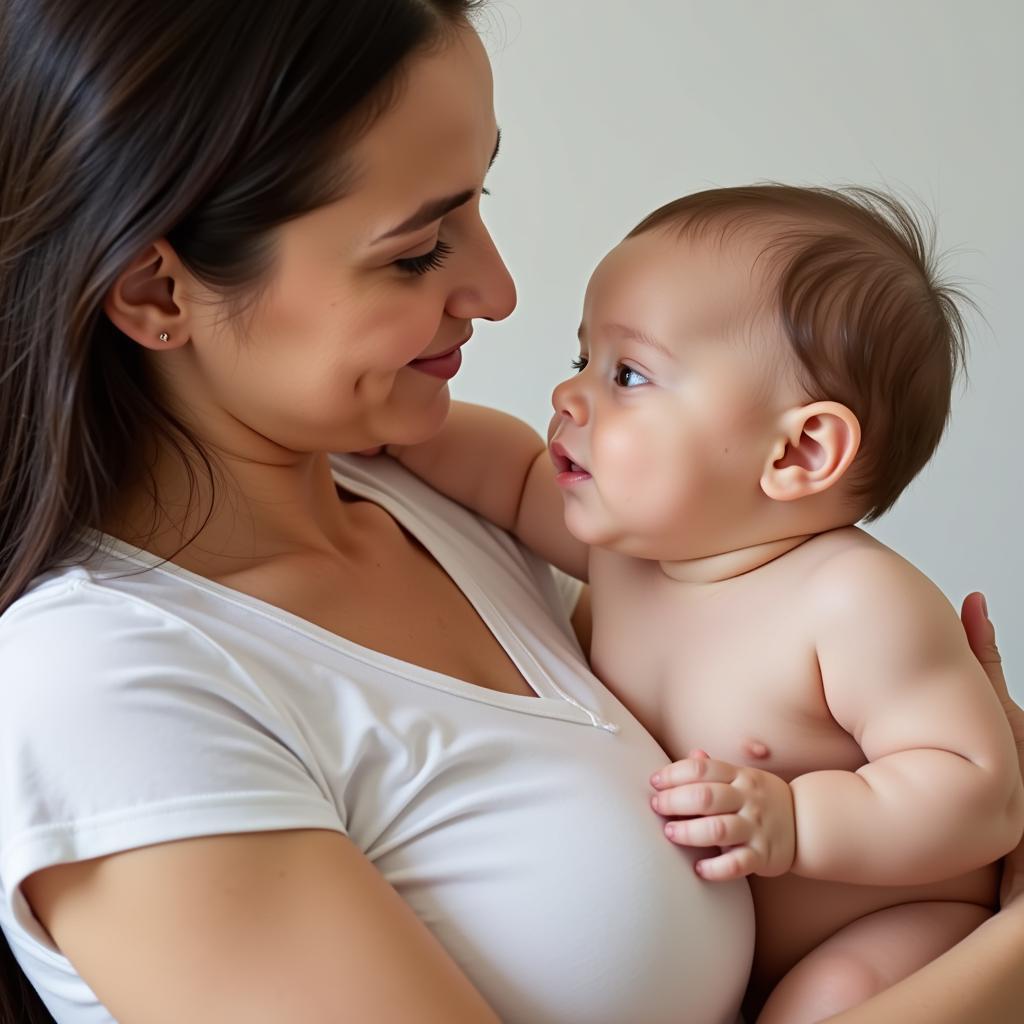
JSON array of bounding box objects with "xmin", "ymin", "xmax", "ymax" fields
[{"xmin": 445, "ymin": 226, "xmax": 517, "ymax": 323}]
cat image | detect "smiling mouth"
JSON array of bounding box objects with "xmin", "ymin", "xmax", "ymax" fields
[
  {"xmin": 407, "ymin": 334, "xmax": 472, "ymax": 380},
  {"xmin": 411, "ymin": 328, "xmax": 473, "ymax": 365},
  {"xmin": 412, "ymin": 340, "xmax": 464, "ymax": 363}
]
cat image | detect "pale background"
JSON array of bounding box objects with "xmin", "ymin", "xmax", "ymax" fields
[{"xmin": 455, "ymin": 0, "xmax": 1023, "ymax": 696}]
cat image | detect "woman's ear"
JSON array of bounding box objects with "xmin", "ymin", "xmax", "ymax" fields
[
  {"xmin": 760, "ymin": 401, "xmax": 861, "ymax": 502},
  {"xmin": 103, "ymin": 239, "xmax": 191, "ymax": 350}
]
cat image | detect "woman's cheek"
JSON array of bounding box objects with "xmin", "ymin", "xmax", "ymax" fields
[{"xmin": 383, "ymin": 288, "xmax": 448, "ymax": 359}]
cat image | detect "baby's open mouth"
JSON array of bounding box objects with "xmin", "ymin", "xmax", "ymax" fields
[{"xmin": 549, "ymin": 441, "xmax": 590, "ymax": 477}]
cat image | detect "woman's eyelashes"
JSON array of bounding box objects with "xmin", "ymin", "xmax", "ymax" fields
[{"xmin": 395, "ymin": 239, "xmax": 453, "ymax": 276}]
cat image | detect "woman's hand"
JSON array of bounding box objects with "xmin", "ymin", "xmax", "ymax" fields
[{"xmin": 961, "ymin": 591, "xmax": 1023, "ymax": 908}]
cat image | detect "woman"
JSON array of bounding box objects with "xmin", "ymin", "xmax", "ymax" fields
[{"xmin": 0, "ymin": 2, "xmax": 1020, "ymax": 1021}]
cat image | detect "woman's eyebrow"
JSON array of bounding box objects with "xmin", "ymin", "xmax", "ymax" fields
[
  {"xmin": 375, "ymin": 189, "xmax": 476, "ymax": 242},
  {"xmin": 374, "ymin": 128, "xmax": 502, "ymax": 244}
]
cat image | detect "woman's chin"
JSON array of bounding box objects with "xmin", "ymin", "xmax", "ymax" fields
[{"xmin": 374, "ymin": 391, "xmax": 453, "ymax": 448}]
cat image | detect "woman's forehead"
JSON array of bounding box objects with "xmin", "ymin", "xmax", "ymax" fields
[{"xmin": 350, "ymin": 26, "xmax": 496, "ymax": 196}]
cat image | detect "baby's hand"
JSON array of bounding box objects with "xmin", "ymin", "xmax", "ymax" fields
[{"xmin": 650, "ymin": 751, "xmax": 796, "ymax": 881}]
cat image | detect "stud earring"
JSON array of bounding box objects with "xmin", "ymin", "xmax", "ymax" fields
[{"xmin": 158, "ymin": 332, "xmax": 170, "ymax": 342}]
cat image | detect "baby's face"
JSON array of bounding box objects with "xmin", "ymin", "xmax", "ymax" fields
[{"xmin": 548, "ymin": 229, "xmax": 798, "ymax": 560}]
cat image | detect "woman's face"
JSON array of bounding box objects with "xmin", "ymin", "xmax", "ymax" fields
[{"xmin": 168, "ymin": 24, "xmax": 515, "ymax": 455}]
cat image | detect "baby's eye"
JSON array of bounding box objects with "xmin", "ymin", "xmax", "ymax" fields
[
  {"xmin": 570, "ymin": 355, "xmax": 588, "ymax": 373},
  {"xmin": 615, "ymin": 364, "xmax": 650, "ymax": 388}
]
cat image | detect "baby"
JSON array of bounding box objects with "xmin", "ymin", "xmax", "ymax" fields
[{"xmin": 388, "ymin": 185, "xmax": 1024, "ymax": 1023}]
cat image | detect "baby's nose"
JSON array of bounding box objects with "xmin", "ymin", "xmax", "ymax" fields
[{"xmin": 551, "ymin": 376, "xmax": 587, "ymax": 424}]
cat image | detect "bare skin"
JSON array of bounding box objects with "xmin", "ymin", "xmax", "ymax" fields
[
  {"xmin": 594, "ymin": 529, "xmax": 1008, "ymax": 1022},
  {"xmin": 23, "ymin": 24, "xmax": 520, "ymax": 1023},
  {"xmin": 824, "ymin": 591, "xmax": 1024, "ymax": 1024},
  {"xmin": 389, "ymin": 225, "xmax": 1024, "ymax": 1023},
  {"xmin": 15, "ymin": 20, "xmax": 1024, "ymax": 1024}
]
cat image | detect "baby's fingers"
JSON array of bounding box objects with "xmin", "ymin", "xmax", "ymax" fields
[
  {"xmin": 651, "ymin": 757, "xmax": 737, "ymax": 789},
  {"xmin": 694, "ymin": 847, "xmax": 758, "ymax": 881},
  {"xmin": 651, "ymin": 783, "xmax": 743, "ymax": 817},
  {"xmin": 664, "ymin": 814, "xmax": 751, "ymax": 848}
]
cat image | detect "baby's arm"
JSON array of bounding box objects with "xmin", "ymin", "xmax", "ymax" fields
[
  {"xmin": 391, "ymin": 401, "xmax": 589, "ymax": 580},
  {"xmin": 824, "ymin": 596, "xmax": 1024, "ymax": 1024},
  {"xmin": 789, "ymin": 549, "xmax": 1024, "ymax": 884},
  {"xmin": 652, "ymin": 554, "xmax": 1024, "ymax": 884}
]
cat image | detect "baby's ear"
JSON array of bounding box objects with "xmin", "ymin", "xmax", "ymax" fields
[{"xmin": 760, "ymin": 401, "xmax": 861, "ymax": 502}]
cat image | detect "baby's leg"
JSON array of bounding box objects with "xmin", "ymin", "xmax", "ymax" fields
[{"xmin": 755, "ymin": 900, "xmax": 990, "ymax": 1024}]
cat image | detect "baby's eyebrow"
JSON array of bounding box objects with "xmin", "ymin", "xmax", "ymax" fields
[{"xmin": 578, "ymin": 322, "xmax": 674, "ymax": 359}]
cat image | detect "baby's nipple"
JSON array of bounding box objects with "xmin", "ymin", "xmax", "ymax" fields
[{"xmin": 742, "ymin": 739, "xmax": 771, "ymax": 761}]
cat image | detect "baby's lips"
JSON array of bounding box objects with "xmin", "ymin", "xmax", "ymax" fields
[{"xmin": 549, "ymin": 439, "xmax": 573, "ymax": 472}]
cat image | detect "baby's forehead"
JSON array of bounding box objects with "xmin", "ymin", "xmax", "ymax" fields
[{"xmin": 585, "ymin": 228, "xmax": 779, "ymax": 342}]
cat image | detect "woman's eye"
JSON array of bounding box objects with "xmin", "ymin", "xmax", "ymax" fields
[
  {"xmin": 570, "ymin": 355, "xmax": 588, "ymax": 372},
  {"xmin": 615, "ymin": 364, "xmax": 649, "ymax": 388},
  {"xmin": 395, "ymin": 239, "xmax": 453, "ymax": 276}
]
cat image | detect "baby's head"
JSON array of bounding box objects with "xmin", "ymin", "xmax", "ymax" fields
[{"xmin": 548, "ymin": 185, "xmax": 968, "ymax": 561}]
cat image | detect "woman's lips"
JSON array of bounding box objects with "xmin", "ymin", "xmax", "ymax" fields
[
  {"xmin": 549, "ymin": 440, "xmax": 592, "ymax": 486},
  {"xmin": 408, "ymin": 337, "xmax": 470, "ymax": 380}
]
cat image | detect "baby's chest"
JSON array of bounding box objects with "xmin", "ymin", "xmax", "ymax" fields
[{"xmin": 590, "ymin": 568, "xmax": 864, "ymax": 780}]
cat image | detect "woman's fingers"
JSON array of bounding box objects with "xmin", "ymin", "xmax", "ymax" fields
[
  {"xmin": 962, "ymin": 591, "xmax": 1003, "ymax": 667},
  {"xmin": 962, "ymin": 593, "xmax": 1024, "ymax": 909},
  {"xmin": 962, "ymin": 592, "xmax": 1021, "ymax": 741}
]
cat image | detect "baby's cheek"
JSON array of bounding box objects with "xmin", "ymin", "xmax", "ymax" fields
[
  {"xmin": 618, "ymin": 445, "xmax": 702, "ymax": 528},
  {"xmin": 598, "ymin": 423, "xmax": 665, "ymax": 477}
]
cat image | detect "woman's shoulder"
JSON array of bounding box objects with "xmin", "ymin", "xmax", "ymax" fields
[
  {"xmin": 1, "ymin": 561, "xmax": 225, "ymax": 670},
  {"xmin": 0, "ymin": 557, "xmax": 265, "ymax": 759},
  {"xmin": 0, "ymin": 556, "xmax": 342, "ymax": 942}
]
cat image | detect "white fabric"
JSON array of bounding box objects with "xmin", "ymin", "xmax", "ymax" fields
[{"xmin": 0, "ymin": 455, "xmax": 753, "ymax": 1024}]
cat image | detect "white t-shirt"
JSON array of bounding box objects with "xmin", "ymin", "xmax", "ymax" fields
[{"xmin": 0, "ymin": 455, "xmax": 754, "ymax": 1023}]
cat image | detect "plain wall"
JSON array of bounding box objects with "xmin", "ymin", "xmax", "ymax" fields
[{"xmin": 454, "ymin": 0, "xmax": 1023, "ymax": 696}]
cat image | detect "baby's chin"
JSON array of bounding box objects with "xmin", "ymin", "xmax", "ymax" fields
[{"xmin": 562, "ymin": 508, "xmax": 665, "ymax": 558}]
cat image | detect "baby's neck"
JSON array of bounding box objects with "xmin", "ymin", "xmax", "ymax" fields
[{"xmin": 658, "ymin": 533, "xmax": 818, "ymax": 584}]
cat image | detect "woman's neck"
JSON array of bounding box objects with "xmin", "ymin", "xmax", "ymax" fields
[{"xmin": 99, "ymin": 448, "xmax": 364, "ymax": 570}]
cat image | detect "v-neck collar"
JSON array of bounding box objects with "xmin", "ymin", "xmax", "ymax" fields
[{"xmin": 78, "ymin": 457, "xmax": 614, "ymax": 731}]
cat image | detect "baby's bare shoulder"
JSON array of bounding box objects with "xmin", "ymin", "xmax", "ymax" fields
[
  {"xmin": 800, "ymin": 527, "xmax": 969, "ymax": 676},
  {"xmin": 802, "ymin": 527, "xmax": 947, "ymax": 614}
]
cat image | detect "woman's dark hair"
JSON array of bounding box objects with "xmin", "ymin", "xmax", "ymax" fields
[{"xmin": 0, "ymin": 0, "xmax": 484, "ymax": 1019}]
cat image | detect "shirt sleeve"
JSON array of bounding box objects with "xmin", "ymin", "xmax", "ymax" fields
[{"xmin": 0, "ymin": 578, "xmax": 344, "ymax": 950}]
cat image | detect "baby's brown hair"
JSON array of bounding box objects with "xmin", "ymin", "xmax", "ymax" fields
[{"xmin": 627, "ymin": 185, "xmax": 970, "ymax": 521}]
